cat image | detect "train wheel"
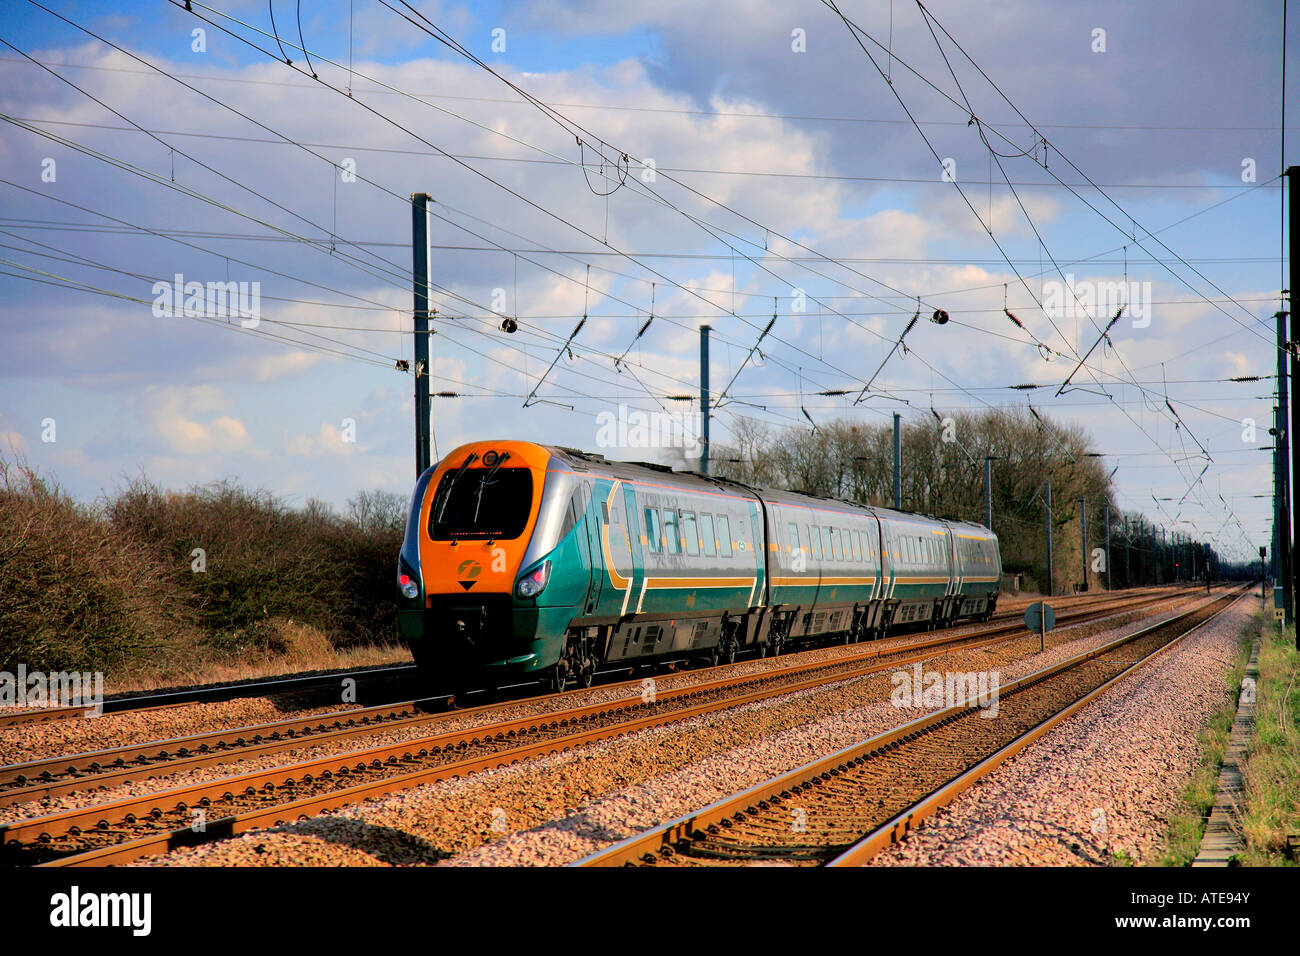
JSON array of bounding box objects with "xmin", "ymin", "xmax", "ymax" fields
[{"xmin": 547, "ymin": 665, "xmax": 567, "ymax": 694}]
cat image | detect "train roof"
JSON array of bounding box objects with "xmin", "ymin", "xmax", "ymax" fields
[
  {"xmin": 544, "ymin": 446, "xmax": 762, "ymax": 498},
  {"xmin": 544, "ymin": 445, "xmax": 996, "ymax": 538}
]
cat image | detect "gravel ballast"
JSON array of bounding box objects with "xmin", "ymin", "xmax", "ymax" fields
[{"xmin": 120, "ymin": 592, "xmax": 1230, "ymax": 866}]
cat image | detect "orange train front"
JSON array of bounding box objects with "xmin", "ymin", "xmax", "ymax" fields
[{"xmin": 397, "ymin": 440, "xmax": 1001, "ymax": 691}]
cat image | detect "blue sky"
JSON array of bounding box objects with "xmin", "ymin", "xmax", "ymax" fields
[{"xmin": 0, "ymin": 0, "xmax": 1293, "ymax": 561}]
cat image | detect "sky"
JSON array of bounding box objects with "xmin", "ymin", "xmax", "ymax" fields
[{"xmin": 0, "ymin": 0, "xmax": 1293, "ymax": 562}]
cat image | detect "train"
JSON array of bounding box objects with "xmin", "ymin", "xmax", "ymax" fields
[{"xmin": 396, "ymin": 440, "xmax": 1002, "ymax": 691}]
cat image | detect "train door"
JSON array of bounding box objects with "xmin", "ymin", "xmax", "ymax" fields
[
  {"xmin": 881, "ymin": 521, "xmax": 897, "ymax": 600},
  {"xmin": 581, "ymin": 480, "xmax": 605, "ymax": 615},
  {"xmin": 940, "ymin": 524, "xmax": 957, "ymax": 615},
  {"xmin": 749, "ymin": 499, "xmax": 766, "ymax": 607},
  {"xmin": 566, "ymin": 480, "xmax": 597, "ymax": 615},
  {"xmin": 621, "ymin": 483, "xmax": 646, "ymax": 615},
  {"xmin": 867, "ymin": 514, "xmax": 884, "ymax": 602}
]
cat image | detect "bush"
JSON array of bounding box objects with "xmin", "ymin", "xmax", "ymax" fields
[
  {"xmin": 105, "ymin": 477, "xmax": 404, "ymax": 652},
  {"xmin": 0, "ymin": 452, "xmax": 405, "ymax": 677},
  {"xmin": 0, "ymin": 459, "xmax": 190, "ymax": 672}
]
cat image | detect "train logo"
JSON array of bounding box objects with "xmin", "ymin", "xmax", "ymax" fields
[{"xmin": 457, "ymin": 559, "xmax": 484, "ymax": 591}]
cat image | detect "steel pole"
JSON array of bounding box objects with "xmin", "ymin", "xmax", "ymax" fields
[
  {"xmin": 1276, "ymin": 309, "xmax": 1291, "ymax": 622},
  {"xmin": 1288, "ymin": 166, "xmax": 1300, "ymax": 645},
  {"xmin": 700, "ymin": 324, "xmax": 711, "ymax": 475},
  {"xmin": 893, "ymin": 413, "xmax": 901, "ymax": 510},
  {"xmin": 1045, "ymin": 480, "xmax": 1054, "ymax": 597},
  {"xmin": 1105, "ymin": 506, "xmax": 1112, "ymax": 591},
  {"xmin": 1079, "ymin": 498, "xmax": 1088, "ymax": 592},
  {"xmin": 984, "ymin": 456, "xmax": 993, "ymax": 530},
  {"xmin": 411, "ymin": 192, "xmax": 432, "ymax": 477},
  {"xmin": 1124, "ymin": 514, "xmax": 1130, "ymax": 588}
]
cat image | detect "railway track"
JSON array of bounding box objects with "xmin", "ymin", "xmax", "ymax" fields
[
  {"xmin": 0, "ymin": 585, "xmax": 1178, "ymax": 731},
  {"xmin": 0, "ymin": 663, "xmax": 420, "ymax": 729},
  {"xmin": 0, "ymin": 587, "xmax": 1197, "ymax": 812},
  {"xmin": 0, "ymin": 587, "xmax": 1207, "ymax": 867},
  {"xmin": 574, "ymin": 586, "xmax": 1244, "ymax": 867}
]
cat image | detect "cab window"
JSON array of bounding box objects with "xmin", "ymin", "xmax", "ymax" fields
[{"xmin": 429, "ymin": 467, "xmax": 533, "ymax": 541}]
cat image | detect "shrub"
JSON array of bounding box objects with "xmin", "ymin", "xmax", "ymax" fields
[{"xmin": 0, "ymin": 459, "xmax": 190, "ymax": 671}]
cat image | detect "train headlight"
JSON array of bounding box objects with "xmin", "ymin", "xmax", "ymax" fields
[
  {"xmin": 516, "ymin": 560, "xmax": 551, "ymax": 599},
  {"xmin": 398, "ymin": 573, "xmax": 421, "ymax": 600}
]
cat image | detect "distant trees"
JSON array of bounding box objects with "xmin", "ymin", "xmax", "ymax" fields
[{"xmin": 710, "ymin": 407, "xmax": 1215, "ymax": 595}]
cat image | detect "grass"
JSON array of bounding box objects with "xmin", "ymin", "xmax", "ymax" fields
[
  {"xmin": 1239, "ymin": 623, "xmax": 1300, "ymax": 866},
  {"xmin": 1157, "ymin": 611, "xmax": 1255, "ymax": 866},
  {"xmin": 100, "ymin": 633, "xmax": 414, "ymax": 697}
]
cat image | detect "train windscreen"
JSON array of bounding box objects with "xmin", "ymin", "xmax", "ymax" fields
[{"xmin": 428, "ymin": 467, "xmax": 533, "ymax": 540}]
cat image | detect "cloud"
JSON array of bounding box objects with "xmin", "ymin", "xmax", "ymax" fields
[
  {"xmin": 286, "ymin": 421, "xmax": 358, "ymax": 457},
  {"xmin": 0, "ymin": 3, "xmax": 1282, "ymax": 559},
  {"xmin": 155, "ymin": 413, "xmax": 249, "ymax": 455}
]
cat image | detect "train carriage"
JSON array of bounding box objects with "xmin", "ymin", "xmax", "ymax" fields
[{"xmin": 397, "ymin": 440, "xmax": 1002, "ymax": 690}]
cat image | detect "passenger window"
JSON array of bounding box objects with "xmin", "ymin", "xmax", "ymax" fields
[
  {"xmin": 663, "ymin": 509, "xmax": 682, "ymax": 555},
  {"xmin": 821, "ymin": 526, "xmax": 834, "ymax": 561},
  {"xmin": 830, "ymin": 527, "xmax": 841, "ymax": 561},
  {"xmin": 787, "ymin": 522, "xmax": 801, "ymax": 555},
  {"xmin": 701, "ymin": 514, "xmax": 717, "ymax": 557},
  {"xmin": 717, "ymin": 514, "xmax": 732, "ymax": 557},
  {"xmin": 644, "ymin": 508, "xmax": 661, "ymax": 554},
  {"xmin": 682, "ymin": 512, "xmax": 700, "ymax": 556},
  {"xmin": 808, "ymin": 525, "xmax": 820, "ymax": 560},
  {"xmin": 850, "ymin": 529, "xmax": 860, "ymax": 562}
]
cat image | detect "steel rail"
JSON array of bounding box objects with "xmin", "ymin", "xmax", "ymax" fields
[
  {"xmin": 0, "ymin": 588, "xmax": 1195, "ymax": 807},
  {"xmin": 15, "ymin": 590, "xmax": 1212, "ymax": 866},
  {"xmin": 0, "ymin": 664, "xmax": 419, "ymax": 728},
  {"xmin": 0, "ymin": 586, "xmax": 1177, "ymax": 729},
  {"xmin": 573, "ymin": 587, "xmax": 1245, "ymax": 867}
]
